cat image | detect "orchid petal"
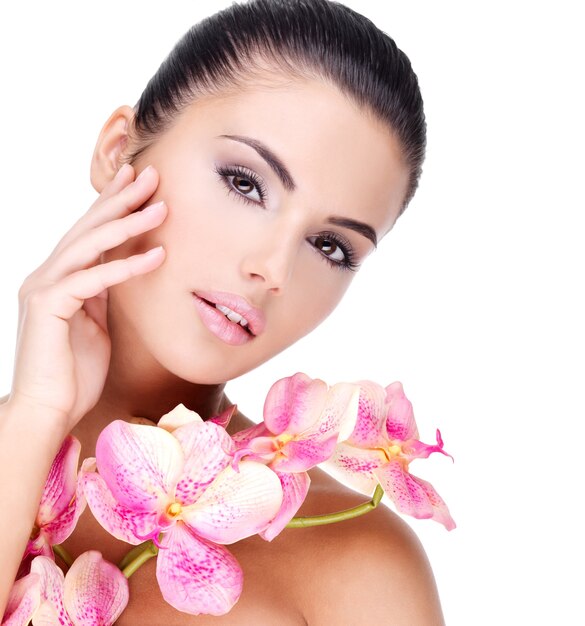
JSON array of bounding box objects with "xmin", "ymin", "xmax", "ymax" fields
[
  {"xmin": 345, "ymin": 381, "xmax": 389, "ymax": 447},
  {"xmin": 404, "ymin": 430, "xmax": 454, "ymax": 462},
  {"xmin": 30, "ymin": 556, "xmax": 72, "ymax": 626},
  {"xmin": 30, "ymin": 602, "xmax": 65, "ymax": 626},
  {"xmin": 209, "ymin": 405, "xmax": 237, "ymax": 429},
  {"xmin": 374, "ymin": 460, "xmax": 456, "ymax": 530},
  {"xmin": 173, "ymin": 421, "xmax": 234, "ymax": 506},
  {"xmin": 271, "ymin": 435, "xmax": 339, "ymax": 473},
  {"xmin": 156, "ymin": 524, "xmax": 242, "ymax": 616},
  {"xmin": 296, "ymin": 383, "xmax": 360, "ymax": 444},
  {"xmin": 157, "ymin": 403, "xmax": 205, "ymax": 433},
  {"xmin": 37, "ymin": 436, "xmax": 80, "ymax": 527},
  {"xmin": 384, "ymin": 382, "xmax": 419, "ymax": 442},
  {"xmin": 263, "ymin": 373, "xmax": 328, "ymax": 435},
  {"xmin": 182, "ymin": 461, "xmax": 282, "ymax": 544},
  {"xmin": 248, "ymin": 437, "xmax": 278, "ymax": 456},
  {"xmin": 1, "ymin": 572, "xmax": 40, "ymax": 626},
  {"xmin": 95, "ymin": 420, "xmax": 183, "ymax": 510},
  {"xmin": 231, "ymin": 422, "xmax": 270, "ymax": 449},
  {"xmin": 82, "ymin": 473, "xmax": 159, "ymax": 544},
  {"xmin": 259, "ymin": 471, "xmax": 311, "ymax": 541},
  {"xmin": 42, "ymin": 456, "xmax": 90, "ymax": 547},
  {"xmin": 63, "ymin": 551, "xmax": 129, "ymax": 626},
  {"xmin": 321, "ymin": 442, "xmax": 384, "ymax": 496}
]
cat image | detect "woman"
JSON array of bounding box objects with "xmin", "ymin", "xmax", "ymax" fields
[{"xmin": 0, "ymin": 0, "xmax": 444, "ymax": 623}]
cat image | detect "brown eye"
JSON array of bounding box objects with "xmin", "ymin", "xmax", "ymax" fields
[
  {"xmin": 316, "ymin": 236, "xmax": 336, "ymax": 255},
  {"xmin": 233, "ymin": 175, "xmax": 255, "ymax": 195},
  {"xmin": 309, "ymin": 235, "xmax": 345, "ymax": 263}
]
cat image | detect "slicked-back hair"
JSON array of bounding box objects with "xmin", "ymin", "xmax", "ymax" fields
[{"xmin": 125, "ymin": 0, "xmax": 426, "ymax": 214}]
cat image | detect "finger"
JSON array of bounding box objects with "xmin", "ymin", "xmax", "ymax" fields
[
  {"xmin": 81, "ymin": 287, "xmax": 109, "ymax": 333},
  {"xmin": 44, "ymin": 199, "xmax": 168, "ymax": 281},
  {"xmin": 39, "ymin": 246, "xmax": 166, "ymax": 322},
  {"xmin": 96, "ymin": 162, "xmax": 135, "ymax": 203},
  {"xmin": 51, "ymin": 165, "xmax": 158, "ymax": 256},
  {"xmin": 81, "ymin": 292, "xmax": 109, "ymax": 334}
]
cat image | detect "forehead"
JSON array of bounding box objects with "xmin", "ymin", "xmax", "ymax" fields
[{"xmin": 156, "ymin": 75, "xmax": 410, "ymax": 236}]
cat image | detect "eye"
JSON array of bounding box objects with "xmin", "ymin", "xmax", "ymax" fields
[
  {"xmin": 313, "ymin": 235, "xmax": 345, "ymax": 262},
  {"xmin": 215, "ymin": 164, "xmax": 267, "ymax": 205},
  {"xmin": 307, "ymin": 232, "xmax": 359, "ymax": 272}
]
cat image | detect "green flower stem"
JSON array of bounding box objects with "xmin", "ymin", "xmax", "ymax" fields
[
  {"xmin": 117, "ymin": 540, "xmax": 152, "ymax": 571},
  {"xmin": 53, "ymin": 544, "xmax": 74, "ymax": 568},
  {"xmin": 121, "ymin": 542, "xmax": 159, "ymax": 579},
  {"xmin": 286, "ymin": 483, "xmax": 385, "ymax": 528}
]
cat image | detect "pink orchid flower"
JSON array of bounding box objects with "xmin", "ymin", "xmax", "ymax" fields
[
  {"xmin": 82, "ymin": 405, "xmax": 283, "ymax": 616},
  {"xmin": 324, "ymin": 381, "xmax": 456, "ymax": 530},
  {"xmin": 2, "ymin": 551, "xmax": 128, "ymax": 626},
  {"xmin": 232, "ymin": 373, "xmax": 360, "ymax": 540},
  {"xmin": 19, "ymin": 435, "xmax": 86, "ymax": 578}
]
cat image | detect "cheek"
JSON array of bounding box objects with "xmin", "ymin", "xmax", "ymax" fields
[
  {"xmin": 269, "ymin": 258, "xmax": 353, "ymax": 348},
  {"xmin": 159, "ymin": 185, "xmax": 251, "ymax": 278}
]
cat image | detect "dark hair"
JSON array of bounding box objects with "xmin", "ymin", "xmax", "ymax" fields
[{"xmin": 124, "ymin": 0, "xmax": 426, "ymax": 215}]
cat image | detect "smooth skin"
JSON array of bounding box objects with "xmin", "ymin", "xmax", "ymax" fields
[{"xmin": 0, "ymin": 73, "xmax": 444, "ymax": 624}]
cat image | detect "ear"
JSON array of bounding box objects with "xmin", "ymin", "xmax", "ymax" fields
[{"xmin": 90, "ymin": 105, "xmax": 135, "ymax": 192}]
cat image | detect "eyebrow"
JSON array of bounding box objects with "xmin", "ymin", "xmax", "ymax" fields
[
  {"xmin": 219, "ymin": 134, "xmax": 296, "ymax": 192},
  {"xmin": 218, "ymin": 133, "xmax": 378, "ymax": 247},
  {"xmin": 327, "ymin": 217, "xmax": 378, "ymax": 248}
]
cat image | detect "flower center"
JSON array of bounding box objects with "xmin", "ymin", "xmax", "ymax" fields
[
  {"xmin": 166, "ymin": 502, "xmax": 182, "ymax": 519},
  {"xmin": 275, "ymin": 433, "xmax": 294, "ymax": 450},
  {"xmin": 380, "ymin": 443, "xmax": 403, "ymax": 462}
]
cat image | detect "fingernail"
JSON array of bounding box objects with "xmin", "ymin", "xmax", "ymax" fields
[
  {"xmin": 142, "ymin": 200, "xmax": 165, "ymax": 215},
  {"xmin": 136, "ymin": 165, "xmax": 153, "ymax": 182},
  {"xmin": 144, "ymin": 245, "xmax": 164, "ymax": 257}
]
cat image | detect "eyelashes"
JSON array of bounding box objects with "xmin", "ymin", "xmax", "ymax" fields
[
  {"xmin": 214, "ymin": 164, "xmax": 268, "ymax": 204},
  {"xmin": 214, "ymin": 163, "xmax": 359, "ymax": 272}
]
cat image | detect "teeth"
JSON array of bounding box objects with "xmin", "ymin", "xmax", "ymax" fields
[{"xmin": 215, "ymin": 304, "xmax": 249, "ymax": 327}]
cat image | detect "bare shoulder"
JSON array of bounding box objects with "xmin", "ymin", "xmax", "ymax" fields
[{"xmin": 298, "ymin": 468, "xmax": 445, "ymax": 625}]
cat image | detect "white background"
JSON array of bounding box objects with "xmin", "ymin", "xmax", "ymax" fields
[{"xmin": 0, "ymin": 2, "xmax": 583, "ymax": 624}]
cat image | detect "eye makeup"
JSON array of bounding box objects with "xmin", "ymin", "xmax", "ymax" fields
[
  {"xmin": 214, "ymin": 163, "xmax": 269, "ymax": 204},
  {"xmin": 214, "ymin": 162, "xmax": 360, "ymax": 272}
]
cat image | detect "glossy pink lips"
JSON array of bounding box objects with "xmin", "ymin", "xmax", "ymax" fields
[{"xmin": 192, "ymin": 291, "xmax": 266, "ymax": 346}]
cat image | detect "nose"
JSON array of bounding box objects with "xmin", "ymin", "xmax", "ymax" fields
[{"xmin": 239, "ymin": 235, "xmax": 297, "ymax": 295}]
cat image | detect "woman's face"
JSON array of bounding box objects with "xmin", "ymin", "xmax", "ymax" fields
[{"xmin": 101, "ymin": 76, "xmax": 410, "ymax": 383}]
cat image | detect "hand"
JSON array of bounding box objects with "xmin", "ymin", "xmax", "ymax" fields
[{"xmin": 8, "ymin": 164, "xmax": 168, "ymax": 432}]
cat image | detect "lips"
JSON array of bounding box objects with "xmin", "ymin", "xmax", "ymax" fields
[{"xmin": 192, "ymin": 290, "xmax": 266, "ymax": 345}]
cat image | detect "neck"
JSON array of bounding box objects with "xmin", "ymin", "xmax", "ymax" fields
[{"xmin": 71, "ymin": 325, "xmax": 230, "ymax": 457}]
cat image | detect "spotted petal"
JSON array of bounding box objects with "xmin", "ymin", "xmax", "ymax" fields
[
  {"xmin": 156, "ymin": 524, "xmax": 242, "ymax": 616},
  {"xmin": 374, "ymin": 460, "xmax": 455, "ymax": 530},
  {"xmin": 384, "ymin": 382, "xmax": 419, "ymax": 442},
  {"xmin": 41, "ymin": 456, "xmax": 91, "ymax": 548},
  {"xmin": 37, "ymin": 436, "xmax": 80, "ymax": 527},
  {"xmin": 298, "ymin": 383, "xmax": 360, "ymax": 445},
  {"xmin": 95, "ymin": 420, "xmax": 184, "ymax": 510},
  {"xmin": 263, "ymin": 373, "xmax": 329, "ymax": 436},
  {"xmin": 272, "ymin": 434, "xmax": 339, "ymax": 473},
  {"xmin": 29, "ymin": 556, "xmax": 72, "ymax": 626},
  {"xmin": 63, "ymin": 551, "xmax": 129, "ymax": 626},
  {"xmin": 173, "ymin": 421, "xmax": 234, "ymax": 506},
  {"xmin": 182, "ymin": 461, "xmax": 282, "ymax": 544},
  {"xmin": 82, "ymin": 473, "xmax": 159, "ymax": 544},
  {"xmin": 1, "ymin": 571, "xmax": 40, "ymax": 626},
  {"xmin": 321, "ymin": 442, "xmax": 385, "ymax": 496},
  {"xmin": 345, "ymin": 381, "xmax": 389, "ymax": 447},
  {"xmin": 231, "ymin": 421, "xmax": 269, "ymax": 449},
  {"xmin": 259, "ymin": 471, "xmax": 311, "ymax": 542}
]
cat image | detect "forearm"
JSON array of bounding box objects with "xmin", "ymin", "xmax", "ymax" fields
[{"xmin": 0, "ymin": 400, "xmax": 67, "ymax": 616}]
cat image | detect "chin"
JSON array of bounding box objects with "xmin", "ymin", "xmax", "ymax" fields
[{"xmin": 150, "ymin": 337, "xmax": 271, "ymax": 385}]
